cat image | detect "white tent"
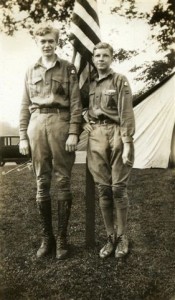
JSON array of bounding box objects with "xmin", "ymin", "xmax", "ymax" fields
[
  {"xmin": 77, "ymin": 73, "xmax": 175, "ymax": 168},
  {"xmin": 133, "ymin": 73, "xmax": 175, "ymax": 168}
]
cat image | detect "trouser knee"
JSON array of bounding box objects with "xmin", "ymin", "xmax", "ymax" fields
[
  {"xmin": 36, "ymin": 176, "xmax": 51, "ymax": 202},
  {"xmin": 112, "ymin": 185, "xmax": 129, "ymax": 209},
  {"xmin": 98, "ymin": 184, "xmax": 113, "ymax": 209},
  {"xmin": 57, "ymin": 177, "xmax": 72, "ymax": 201}
]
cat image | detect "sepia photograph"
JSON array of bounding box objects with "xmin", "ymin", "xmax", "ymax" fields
[{"xmin": 0, "ymin": 0, "xmax": 175, "ymax": 299}]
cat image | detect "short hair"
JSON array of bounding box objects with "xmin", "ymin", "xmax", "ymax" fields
[
  {"xmin": 93, "ymin": 42, "xmax": 114, "ymax": 56},
  {"xmin": 34, "ymin": 26, "xmax": 59, "ymax": 42}
]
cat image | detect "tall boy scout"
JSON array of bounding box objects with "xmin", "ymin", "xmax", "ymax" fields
[{"xmin": 19, "ymin": 26, "xmax": 82, "ymax": 260}]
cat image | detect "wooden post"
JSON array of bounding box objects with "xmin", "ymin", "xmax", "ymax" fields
[{"xmin": 85, "ymin": 162, "xmax": 96, "ymax": 247}]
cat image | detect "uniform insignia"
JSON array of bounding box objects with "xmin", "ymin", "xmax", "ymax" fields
[
  {"xmin": 106, "ymin": 89, "xmax": 116, "ymax": 95},
  {"xmin": 56, "ymin": 84, "xmax": 65, "ymax": 95},
  {"xmin": 124, "ymin": 82, "xmax": 128, "ymax": 87},
  {"xmin": 70, "ymin": 69, "xmax": 76, "ymax": 74},
  {"xmin": 107, "ymin": 98, "xmax": 116, "ymax": 109},
  {"xmin": 68, "ymin": 65, "xmax": 77, "ymax": 81},
  {"xmin": 68, "ymin": 65, "xmax": 76, "ymax": 74}
]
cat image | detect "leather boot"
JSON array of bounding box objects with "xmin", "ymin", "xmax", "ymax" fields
[
  {"xmin": 36, "ymin": 201, "xmax": 56, "ymax": 258},
  {"xmin": 56, "ymin": 199, "xmax": 71, "ymax": 260}
]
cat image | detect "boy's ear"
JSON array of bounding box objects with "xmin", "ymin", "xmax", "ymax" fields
[{"xmin": 55, "ymin": 41, "xmax": 58, "ymax": 50}]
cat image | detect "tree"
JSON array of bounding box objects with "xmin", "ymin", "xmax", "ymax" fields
[
  {"xmin": 0, "ymin": 0, "xmax": 174, "ymax": 93},
  {"xmin": 0, "ymin": 0, "xmax": 74, "ymax": 46},
  {"xmin": 111, "ymin": 0, "xmax": 175, "ymax": 90}
]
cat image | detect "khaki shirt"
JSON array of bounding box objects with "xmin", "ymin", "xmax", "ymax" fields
[
  {"xmin": 88, "ymin": 69, "xmax": 135, "ymax": 143},
  {"xmin": 19, "ymin": 56, "xmax": 82, "ymax": 140}
]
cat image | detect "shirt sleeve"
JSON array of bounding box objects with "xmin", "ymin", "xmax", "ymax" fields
[
  {"xmin": 19, "ymin": 70, "xmax": 31, "ymax": 140},
  {"xmin": 117, "ymin": 75, "xmax": 135, "ymax": 143},
  {"xmin": 67, "ymin": 64, "xmax": 83, "ymax": 135}
]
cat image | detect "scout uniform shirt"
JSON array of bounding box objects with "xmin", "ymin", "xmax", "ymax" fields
[
  {"xmin": 88, "ymin": 69, "xmax": 135, "ymax": 143},
  {"xmin": 19, "ymin": 56, "xmax": 82, "ymax": 140}
]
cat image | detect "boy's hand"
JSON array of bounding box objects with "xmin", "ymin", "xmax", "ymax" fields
[
  {"xmin": 122, "ymin": 143, "xmax": 133, "ymax": 166},
  {"xmin": 83, "ymin": 123, "xmax": 94, "ymax": 133},
  {"xmin": 65, "ymin": 134, "xmax": 78, "ymax": 152},
  {"xmin": 19, "ymin": 139, "xmax": 30, "ymax": 155},
  {"xmin": 82, "ymin": 110, "xmax": 89, "ymax": 123}
]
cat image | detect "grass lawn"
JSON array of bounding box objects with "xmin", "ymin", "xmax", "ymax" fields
[{"xmin": 0, "ymin": 164, "xmax": 175, "ymax": 300}]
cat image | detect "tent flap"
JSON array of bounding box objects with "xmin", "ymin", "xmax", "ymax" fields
[{"xmin": 133, "ymin": 75, "xmax": 175, "ymax": 168}]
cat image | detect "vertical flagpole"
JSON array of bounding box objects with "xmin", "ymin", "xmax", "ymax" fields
[
  {"xmin": 85, "ymin": 61, "xmax": 96, "ymax": 248},
  {"xmin": 70, "ymin": 0, "xmax": 101, "ymax": 247},
  {"xmin": 72, "ymin": 48, "xmax": 76, "ymax": 64},
  {"xmin": 88, "ymin": 63, "xmax": 91, "ymax": 85}
]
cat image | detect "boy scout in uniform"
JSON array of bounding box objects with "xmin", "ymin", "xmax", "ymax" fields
[
  {"xmin": 19, "ymin": 26, "xmax": 82, "ymax": 260},
  {"xmin": 83, "ymin": 42, "xmax": 135, "ymax": 259}
]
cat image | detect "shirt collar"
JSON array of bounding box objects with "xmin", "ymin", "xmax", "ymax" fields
[
  {"xmin": 34, "ymin": 55, "xmax": 61, "ymax": 69},
  {"xmin": 93, "ymin": 68, "xmax": 114, "ymax": 82}
]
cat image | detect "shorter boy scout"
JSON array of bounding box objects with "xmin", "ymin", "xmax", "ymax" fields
[{"xmin": 83, "ymin": 42, "xmax": 135, "ymax": 259}]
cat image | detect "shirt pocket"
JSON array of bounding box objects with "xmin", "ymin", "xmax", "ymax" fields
[
  {"xmin": 28, "ymin": 76, "xmax": 42, "ymax": 97},
  {"xmin": 52, "ymin": 75, "xmax": 68, "ymax": 97},
  {"xmin": 103, "ymin": 89, "xmax": 118, "ymax": 110}
]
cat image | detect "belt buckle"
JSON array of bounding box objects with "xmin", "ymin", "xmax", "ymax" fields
[
  {"xmin": 39, "ymin": 107, "xmax": 59, "ymax": 114},
  {"xmin": 101, "ymin": 119, "xmax": 108, "ymax": 125},
  {"xmin": 39, "ymin": 108, "xmax": 46, "ymax": 113}
]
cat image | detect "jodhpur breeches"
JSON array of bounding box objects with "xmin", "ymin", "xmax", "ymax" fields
[
  {"xmin": 87, "ymin": 124, "xmax": 134, "ymax": 209},
  {"xmin": 27, "ymin": 111, "xmax": 75, "ymax": 202}
]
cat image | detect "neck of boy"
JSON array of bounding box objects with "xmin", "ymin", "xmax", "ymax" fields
[
  {"xmin": 42, "ymin": 54, "xmax": 57, "ymax": 69},
  {"xmin": 98, "ymin": 69, "xmax": 111, "ymax": 80}
]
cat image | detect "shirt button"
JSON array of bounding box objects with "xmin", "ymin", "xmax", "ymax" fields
[{"xmin": 45, "ymin": 82, "xmax": 49, "ymax": 85}]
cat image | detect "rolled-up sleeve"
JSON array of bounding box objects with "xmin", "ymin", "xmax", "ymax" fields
[
  {"xmin": 118, "ymin": 75, "xmax": 135, "ymax": 143},
  {"xmin": 19, "ymin": 70, "xmax": 31, "ymax": 140}
]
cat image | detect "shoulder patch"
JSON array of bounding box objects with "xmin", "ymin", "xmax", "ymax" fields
[
  {"xmin": 70, "ymin": 68, "xmax": 76, "ymax": 74},
  {"xmin": 67, "ymin": 65, "xmax": 78, "ymax": 81},
  {"xmin": 68, "ymin": 65, "xmax": 77, "ymax": 73}
]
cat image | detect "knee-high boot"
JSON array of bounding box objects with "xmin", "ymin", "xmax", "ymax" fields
[
  {"xmin": 36, "ymin": 201, "xmax": 56, "ymax": 258},
  {"xmin": 56, "ymin": 199, "xmax": 72, "ymax": 260}
]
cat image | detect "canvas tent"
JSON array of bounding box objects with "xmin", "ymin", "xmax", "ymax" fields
[{"xmin": 77, "ymin": 72, "xmax": 175, "ymax": 168}]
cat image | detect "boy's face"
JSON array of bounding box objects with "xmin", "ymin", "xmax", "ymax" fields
[
  {"xmin": 36, "ymin": 33, "xmax": 58, "ymax": 58},
  {"xmin": 92, "ymin": 48, "xmax": 113, "ymax": 72}
]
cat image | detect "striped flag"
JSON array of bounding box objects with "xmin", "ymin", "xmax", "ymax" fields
[{"xmin": 70, "ymin": 0, "xmax": 101, "ymax": 90}]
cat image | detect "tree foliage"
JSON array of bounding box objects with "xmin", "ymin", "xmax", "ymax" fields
[
  {"xmin": 0, "ymin": 0, "xmax": 174, "ymax": 92},
  {"xmin": 113, "ymin": 49, "xmax": 137, "ymax": 62},
  {"xmin": 0, "ymin": 0, "xmax": 74, "ymax": 44},
  {"xmin": 111, "ymin": 0, "xmax": 175, "ymax": 89}
]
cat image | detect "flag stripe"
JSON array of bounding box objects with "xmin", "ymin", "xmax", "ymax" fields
[
  {"xmin": 76, "ymin": 0, "xmax": 100, "ymax": 25},
  {"xmin": 73, "ymin": 2, "xmax": 100, "ymax": 37},
  {"xmin": 70, "ymin": 35, "xmax": 92, "ymax": 64},
  {"xmin": 79, "ymin": 64, "xmax": 89, "ymax": 88},
  {"xmin": 70, "ymin": 0, "xmax": 101, "ymax": 92},
  {"xmin": 72, "ymin": 23, "xmax": 94, "ymax": 53},
  {"xmin": 73, "ymin": 52, "xmax": 89, "ymax": 88},
  {"xmin": 77, "ymin": 56, "xmax": 88, "ymax": 78},
  {"xmin": 72, "ymin": 13, "xmax": 100, "ymax": 46},
  {"xmin": 74, "ymin": 52, "xmax": 81, "ymax": 72}
]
